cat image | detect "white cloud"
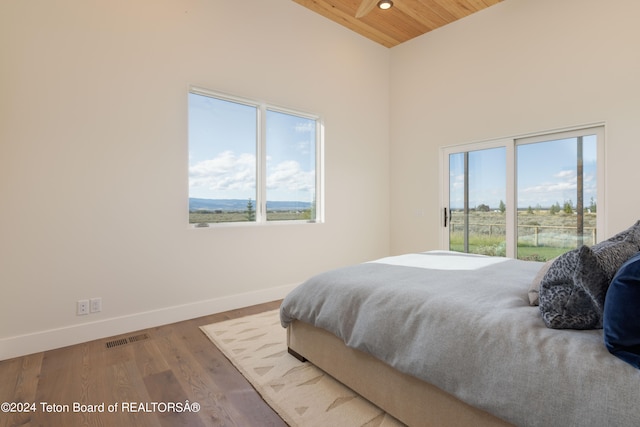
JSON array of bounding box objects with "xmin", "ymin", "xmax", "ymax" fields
[
  {"xmin": 295, "ymin": 121, "xmax": 315, "ymax": 134},
  {"xmin": 295, "ymin": 141, "xmax": 311, "ymax": 155},
  {"xmin": 450, "ymin": 173, "xmax": 464, "ymax": 191},
  {"xmin": 189, "ymin": 150, "xmax": 255, "ymax": 192},
  {"xmin": 554, "ymin": 169, "xmax": 576, "ymax": 180},
  {"xmin": 517, "ymin": 170, "xmax": 597, "ymax": 207},
  {"xmin": 189, "ymin": 152, "xmax": 314, "ymax": 200},
  {"xmin": 267, "ymin": 160, "xmax": 314, "ymax": 193}
]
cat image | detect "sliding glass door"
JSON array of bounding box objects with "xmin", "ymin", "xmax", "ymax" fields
[{"xmin": 442, "ymin": 126, "xmax": 603, "ymax": 261}]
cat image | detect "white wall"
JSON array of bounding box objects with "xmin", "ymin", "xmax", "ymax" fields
[
  {"xmin": 0, "ymin": 0, "xmax": 391, "ymax": 359},
  {"xmin": 390, "ymin": 0, "xmax": 640, "ymax": 254}
]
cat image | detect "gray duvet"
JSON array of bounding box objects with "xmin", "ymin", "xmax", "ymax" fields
[{"xmin": 280, "ymin": 251, "xmax": 640, "ymax": 427}]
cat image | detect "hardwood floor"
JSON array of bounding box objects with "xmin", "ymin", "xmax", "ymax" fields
[{"xmin": 0, "ymin": 301, "xmax": 288, "ymax": 427}]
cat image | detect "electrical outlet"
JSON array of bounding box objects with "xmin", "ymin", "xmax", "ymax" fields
[
  {"xmin": 90, "ymin": 297, "xmax": 102, "ymax": 313},
  {"xmin": 77, "ymin": 299, "xmax": 89, "ymax": 316}
]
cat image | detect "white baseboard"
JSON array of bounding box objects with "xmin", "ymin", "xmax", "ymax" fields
[{"xmin": 0, "ymin": 283, "xmax": 298, "ymax": 361}]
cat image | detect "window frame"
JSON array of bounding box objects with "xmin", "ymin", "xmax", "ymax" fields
[
  {"xmin": 440, "ymin": 124, "xmax": 605, "ymax": 258},
  {"xmin": 188, "ymin": 87, "xmax": 324, "ymax": 227}
]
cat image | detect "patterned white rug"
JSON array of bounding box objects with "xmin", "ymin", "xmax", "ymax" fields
[{"xmin": 200, "ymin": 309, "xmax": 404, "ymax": 427}]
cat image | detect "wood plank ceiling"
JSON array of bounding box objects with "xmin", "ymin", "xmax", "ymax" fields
[{"xmin": 292, "ymin": 0, "xmax": 504, "ymax": 48}]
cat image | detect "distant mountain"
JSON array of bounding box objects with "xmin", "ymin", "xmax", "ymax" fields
[{"xmin": 189, "ymin": 198, "xmax": 311, "ymax": 212}]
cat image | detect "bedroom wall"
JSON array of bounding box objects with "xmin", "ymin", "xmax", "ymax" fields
[
  {"xmin": 0, "ymin": 0, "xmax": 390, "ymax": 359},
  {"xmin": 389, "ymin": 0, "xmax": 640, "ymax": 255}
]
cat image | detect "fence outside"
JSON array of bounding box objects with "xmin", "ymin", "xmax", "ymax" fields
[{"xmin": 450, "ymin": 223, "xmax": 597, "ymax": 247}]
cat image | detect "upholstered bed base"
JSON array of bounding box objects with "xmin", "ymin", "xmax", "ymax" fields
[{"xmin": 287, "ymin": 320, "xmax": 513, "ymax": 427}]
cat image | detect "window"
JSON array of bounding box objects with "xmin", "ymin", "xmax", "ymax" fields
[
  {"xmin": 442, "ymin": 125, "xmax": 604, "ymax": 261},
  {"xmin": 188, "ymin": 88, "xmax": 322, "ymax": 225}
]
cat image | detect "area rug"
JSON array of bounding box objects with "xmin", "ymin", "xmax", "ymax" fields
[{"xmin": 200, "ymin": 309, "xmax": 404, "ymax": 427}]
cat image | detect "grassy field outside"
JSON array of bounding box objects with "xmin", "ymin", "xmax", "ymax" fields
[
  {"xmin": 450, "ymin": 210, "xmax": 597, "ymax": 261},
  {"xmin": 189, "ymin": 210, "xmax": 312, "ymax": 224},
  {"xmin": 191, "ymin": 207, "xmax": 593, "ymax": 261}
]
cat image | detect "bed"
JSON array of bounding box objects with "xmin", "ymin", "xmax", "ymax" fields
[{"xmin": 280, "ymin": 250, "xmax": 640, "ymax": 427}]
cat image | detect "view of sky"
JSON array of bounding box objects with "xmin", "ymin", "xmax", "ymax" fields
[
  {"xmin": 449, "ymin": 135, "xmax": 597, "ymax": 210},
  {"xmin": 188, "ymin": 92, "xmax": 316, "ymax": 203},
  {"xmin": 190, "ymin": 92, "xmax": 596, "ymax": 211}
]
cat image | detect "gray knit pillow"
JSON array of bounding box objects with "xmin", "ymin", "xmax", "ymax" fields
[
  {"xmin": 539, "ymin": 248, "xmax": 601, "ymax": 329},
  {"xmin": 539, "ymin": 222, "xmax": 640, "ymax": 329}
]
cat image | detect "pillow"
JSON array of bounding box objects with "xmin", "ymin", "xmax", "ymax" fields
[
  {"xmin": 604, "ymin": 220, "xmax": 640, "ymax": 243},
  {"xmin": 591, "ymin": 226, "xmax": 640, "ymax": 279},
  {"xmin": 603, "ymin": 252, "xmax": 640, "ymax": 369},
  {"xmin": 539, "ymin": 249, "xmax": 601, "ymax": 329},
  {"xmin": 528, "ymin": 258, "xmax": 554, "ymax": 306},
  {"xmin": 539, "ymin": 222, "xmax": 640, "ymax": 329}
]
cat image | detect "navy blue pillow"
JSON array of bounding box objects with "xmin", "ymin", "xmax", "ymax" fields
[{"xmin": 603, "ymin": 251, "xmax": 640, "ymax": 368}]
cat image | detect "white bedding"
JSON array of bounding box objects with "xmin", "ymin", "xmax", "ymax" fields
[
  {"xmin": 370, "ymin": 250, "xmax": 509, "ymax": 270},
  {"xmin": 280, "ymin": 251, "xmax": 640, "ymax": 427}
]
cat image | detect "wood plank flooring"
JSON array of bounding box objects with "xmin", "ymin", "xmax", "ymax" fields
[{"xmin": 0, "ymin": 300, "xmax": 287, "ymax": 427}]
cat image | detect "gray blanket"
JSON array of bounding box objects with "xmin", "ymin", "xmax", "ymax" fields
[{"xmin": 280, "ymin": 251, "xmax": 640, "ymax": 427}]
